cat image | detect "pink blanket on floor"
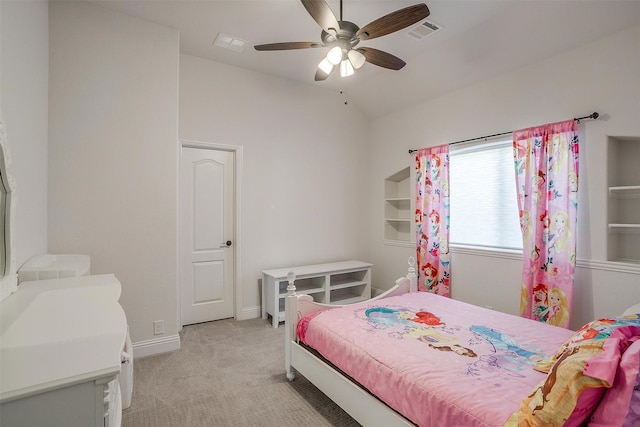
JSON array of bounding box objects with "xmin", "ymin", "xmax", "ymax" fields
[{"xmin": 298, "ymin": 292, "xmax": 574, "ymax": 427}]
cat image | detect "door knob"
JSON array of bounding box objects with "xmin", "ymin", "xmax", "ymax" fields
[{"xmin": 220, "ymin": 240, "xmax": 232, "ymax": 248}]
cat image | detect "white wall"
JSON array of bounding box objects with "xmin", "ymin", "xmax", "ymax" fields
[
  {"xmin": 179, "ymin": 54, "xmax": 371, "ymax": 313},
  {"xmin": 369, "ymin": 25, "xmax": 640, "ymax": 330},
  {"xmin": 48, "ymin": 2, "xmax": 180, "ymax": 345},
  {"xmin": 0, "ymin": 0, "xmax": 49, "ymax": 275},
  {"xmin": 47, "ymin": 2, "xmax": 369, "ymax": 348},
  {"xmin": 8, "ymin": 0, "xmax": 637, "ymax": 351}
]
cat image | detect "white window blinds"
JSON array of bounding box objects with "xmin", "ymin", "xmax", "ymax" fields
[{"xmin": 449, "ymin": 139, "xmax": 522, "ymax": 250}]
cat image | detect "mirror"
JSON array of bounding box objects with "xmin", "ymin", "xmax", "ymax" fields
[
  {"xmin": 0, "ymin": 171, "xmax": 5, "ymax": 275},
  {"xmin": 0, "ymin": 111, "xmax": 17, "ymax": 302}
]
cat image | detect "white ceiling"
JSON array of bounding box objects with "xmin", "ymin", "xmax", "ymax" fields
[{"xmin": 90, "ymin": 0, "xmax": 640, "ymax": 118}]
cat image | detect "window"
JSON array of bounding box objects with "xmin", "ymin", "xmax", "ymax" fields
[{"xmin": 449, "ymin": 138, "xmax": 522, "ymax": 250}]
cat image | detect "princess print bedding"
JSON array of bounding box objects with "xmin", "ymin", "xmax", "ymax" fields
[{"xmin": 297, "ymin": 292, "xmax": 574, "ymax": 426}]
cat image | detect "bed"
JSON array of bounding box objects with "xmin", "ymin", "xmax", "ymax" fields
[{"xmin": 284, "ymin": 258, "xmax": 640, "ymax": 426}]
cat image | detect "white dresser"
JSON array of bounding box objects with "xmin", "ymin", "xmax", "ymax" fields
[{"xmin": 0, "ymin": 274, "xmax": 128, "ymax": 427}]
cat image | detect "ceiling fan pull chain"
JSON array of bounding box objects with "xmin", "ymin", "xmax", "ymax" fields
[{"xmin": 340, "ymin": 89, "xmax": 349, "ymax": 106}]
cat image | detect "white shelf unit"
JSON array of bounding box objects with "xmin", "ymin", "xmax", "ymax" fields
[
  {"xmin": 262, "ymin": 261, "xmax": 372, "ymax": 328},
  {"xmin": 384, "ymin": 167, "xmax": 412, "ymax": 244},
  {"xmin": 607, "ymin": 137, "xmax": 640, "ymax": 263}
]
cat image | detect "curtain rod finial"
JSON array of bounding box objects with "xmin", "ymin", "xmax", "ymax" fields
[{"xmin": 575, "ymin": 112, "xmax": 600, "ymax": 123}]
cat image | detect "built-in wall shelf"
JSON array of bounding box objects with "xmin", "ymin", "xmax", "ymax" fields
[
  {"xmin": 384, "ymin": 167, "xmax": 412, "ymax": 244},
  {"xmin": 607, "ymin": 136, "xmax": 640, "ymax": 263},
  {"xmin": 609, "ymin": 224, "xmax": 640, "ymax": 232},
  {"xmin": 609, "ymin": 186, "xmax": 640, "ymax": 197}
]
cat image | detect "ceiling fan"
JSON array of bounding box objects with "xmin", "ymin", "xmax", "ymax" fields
[{"xmin": 254, "ymin": 0, "xmax": 430, "ymax": 81}]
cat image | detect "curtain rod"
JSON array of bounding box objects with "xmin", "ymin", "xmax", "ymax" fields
[{"xmin": 408, "ymin": 112, "xmax": 599, "ymax": 155}]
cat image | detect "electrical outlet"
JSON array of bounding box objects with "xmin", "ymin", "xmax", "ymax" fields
[{"xmin": 153, "ymin": 320, "xmax": 164, "ymax": 335}]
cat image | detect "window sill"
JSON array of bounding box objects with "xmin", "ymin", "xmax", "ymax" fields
[{"xmin": 449, "ymin": 246, "xmax": 640, "ymax": 275}]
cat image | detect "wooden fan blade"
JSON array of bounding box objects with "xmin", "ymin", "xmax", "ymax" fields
[
  {"xmin": 356, "ymin": 4, "xmax": 430, "ymax": 41},
  {"xmin": 359, "ymin": 47, "xmax": 406, "ymax": 70},
  {"xmin": 301, "ymin": 0, "xmax": 340, "ymax": 33},
  {"xmin": 254, "ymin": 42, "xmax": 323, "ymax": 51}
]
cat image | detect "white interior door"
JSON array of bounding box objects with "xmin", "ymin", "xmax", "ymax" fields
[{"xmin": 180, "ymin": 146, "xmax": 234, "ymax": 326}]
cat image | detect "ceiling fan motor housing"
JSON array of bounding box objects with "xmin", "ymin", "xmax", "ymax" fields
[{"xmin": 321, "ymin": 20, "xmax": 360, "ymax": 50}]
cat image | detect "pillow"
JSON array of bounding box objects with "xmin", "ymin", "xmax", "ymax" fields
[
  {"xmin": 623, "ymin": 303, "xmax": 640, "ymax": 316},
  {"xmin": 589, "ymin": 325, "xmax": 640, "ymax": 426},
  {"xmin": 505, "ymin": 316, "xmax": 640, "ymax": 427}
]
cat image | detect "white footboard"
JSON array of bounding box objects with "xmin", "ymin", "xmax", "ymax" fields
[
  {"xmin": 283, "ymin": 257, "xmax": 418, "ymax": 425},
  {"xmin": 290, "ymin": 340, "xmax": 413, "ymax": 426}
]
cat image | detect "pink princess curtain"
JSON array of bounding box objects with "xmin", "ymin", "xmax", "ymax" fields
[
  {"xmin": 415, "ymin": 145, "xmax": 451, "ymax": 296},
  {"xmin": 513, "ymin": 120, "xmax": 579, "ymax": 328}
]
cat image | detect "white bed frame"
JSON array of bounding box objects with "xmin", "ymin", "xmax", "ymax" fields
[{"xmin": 284, "ymin": 258, "xmax": 418, "ymax": 426}]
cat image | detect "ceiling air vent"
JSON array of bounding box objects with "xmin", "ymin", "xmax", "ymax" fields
[
  {"xmin": 213, "ymin": 33, "xmax": 247, "ymax": 52},
  {"xmin": 407, "ymin": 19, "xmax": 441, "ymax": 40}
]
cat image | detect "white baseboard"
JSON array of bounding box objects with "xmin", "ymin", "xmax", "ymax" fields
[
  {"xmin": 132, "ymin": 334, "xmax": 180, "ymax": 358},
  {"xmin": 134, "ymin": 308, "xmax": 261, "ymax": 357},
  {"xmin": 237, "ymin": 305, "xmax": 260, "ymax": 321}
]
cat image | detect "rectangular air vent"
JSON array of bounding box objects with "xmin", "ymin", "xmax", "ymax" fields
[
  {"xmin": 407, "ymin": 19, "xmax": 441, "ymax": 40},
  {"xmin": 213, "ymin": 33, "xmax": 246, "ymax": 52}
]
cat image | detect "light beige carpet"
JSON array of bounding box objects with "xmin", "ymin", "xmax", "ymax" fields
[{"xmin": 122, "ymin": 318, "xmax": 361, "ymax": 427}]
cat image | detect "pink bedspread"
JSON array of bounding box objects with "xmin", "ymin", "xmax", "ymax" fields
[{"xmin": 298, "ymin": 292, "xmax": 574, "ymax": 427}]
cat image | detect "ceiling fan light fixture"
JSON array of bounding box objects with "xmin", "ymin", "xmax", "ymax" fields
[
  {"xmin": 340, "ymin": 59, "xmax": 354, "ymax": 77},
  {"xmin": 347, "ymin": 49, "xmax": 366, "ymax": 69},
  {"xmin": 318, "ymin": 57, "xmax": 334, "ymax": 75},
  {"xmin": 254, "ymin": 0, "xmax": 429, "ymax": 81},
  {"xmin": 326, "ymin": 46, "xmax": 343, "ymax": 65}
]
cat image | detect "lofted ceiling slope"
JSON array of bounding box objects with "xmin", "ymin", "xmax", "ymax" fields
[{"xmin": 87, "ymin": 0, "xmax": 640, "ymax": 118}]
